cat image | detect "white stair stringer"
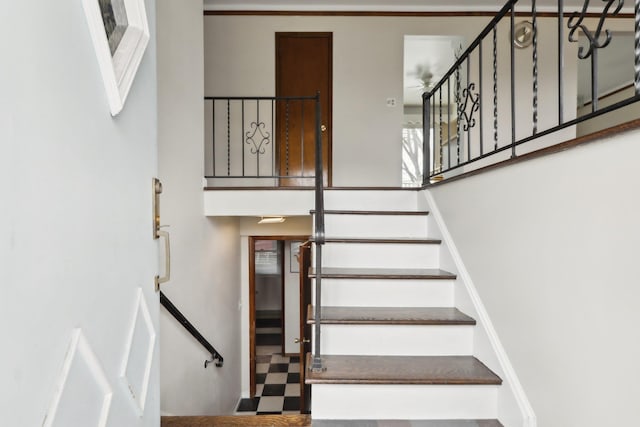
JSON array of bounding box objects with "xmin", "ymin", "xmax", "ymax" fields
[{"xmin": 312, "ymin": 384, "xmax": 499, "ymax": 420}]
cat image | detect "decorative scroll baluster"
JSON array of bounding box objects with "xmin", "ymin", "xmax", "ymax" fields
[
  {"xmin": 532, "ymin": 0, "xmax": 539, "ymax": 135},
  {"xmin": 493, "ymin": 26, "xmax": 498, "ymax": 150},
  {"xmin": 244, "ymin": 103, "xmax": 271, "ymax": 174},
  {"xmin": 568, "ymin": 0, "xmax": 624, "ymax": 112}
]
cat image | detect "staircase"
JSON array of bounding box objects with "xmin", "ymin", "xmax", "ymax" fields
[{"xmin": 307, "ymin": 189, "xmax": 504, "ymax": 424}]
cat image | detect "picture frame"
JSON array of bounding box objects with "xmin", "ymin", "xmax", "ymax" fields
[
  {"xmin": 290, "ymin": 241, "xmax": 302, "ymax": 273},
  {"xmin": 82, "ymin": 0, "xmax": 150, "ymax": 116}
]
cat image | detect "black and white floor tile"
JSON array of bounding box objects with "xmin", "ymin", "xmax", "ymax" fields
[{"xmin": 236, "ymin": 314, "xmax": 301, "ymax": 415}]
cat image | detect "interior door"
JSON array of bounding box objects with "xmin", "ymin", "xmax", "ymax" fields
[
  {"xmin": 276, "ymin": 32, "xmax": 332, "ymax": 187},
  {"xmin": 298, "ymin": 242, "xmax": 313, "ymax": 413}
]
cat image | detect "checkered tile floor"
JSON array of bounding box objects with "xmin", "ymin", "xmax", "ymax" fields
[{"xmin": 236, "ymin": 318, "xmax": 301, "ymax": 415}]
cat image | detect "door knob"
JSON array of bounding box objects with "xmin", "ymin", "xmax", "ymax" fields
[
  {"xmin": 321, "ymin": 125, "xmax": 327, "ymax": 132},
  {"xmin": 294, "ymin": 338, "xmax": 310, "ymax": 344}
]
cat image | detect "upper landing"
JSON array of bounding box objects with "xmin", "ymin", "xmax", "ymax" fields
[{"xmin": 203, "ymin": 187, "xmax": 421, "ymax": 216}]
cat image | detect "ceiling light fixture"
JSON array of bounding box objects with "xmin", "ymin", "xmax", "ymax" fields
[{"xmin": 258, "ymin": 216, "xmax": 286, "ymax": 224}]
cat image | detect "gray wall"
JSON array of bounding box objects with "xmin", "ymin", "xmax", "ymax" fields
[
  {"xmin": 0, "ymin": 0, "xmax": 160, "ymax": 425},
  {"xmin": 157, "ymin": 0, "xmax": 242, "ymax": 415},
  {"xmin": 430, "ymin": 129, "xmax": 640, "ymax": 427}
]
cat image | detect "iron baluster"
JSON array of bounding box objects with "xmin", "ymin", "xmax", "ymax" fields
[
  {"xmin": 510, "ymin": 6, "xmax": 516, "ymax": 158},
  {"xmin": 301, "ymin": 100, "xmax": 305, "ymax": 177},
  {"xmin": 285, "ymin": 100, "xmax": 290, "ymax": 176},
  {"xmin": 227, "ymin": 99, "xmax": 230, "ymax": 176},
  {"xmin": 439, "ymin": 86, "xmax": 443, "ymax": 173},
  {"xmin": 242, "ymin": 100, "xmax": 245, "ymax": 176},
  {"xmin": 447, "ymin": 77, "xmax": 451, "ymax": 170},
  {"xmin": 432, "ymin": 91, "xmax": 436, "ymax": 175},
  {"xmin": 479, "ymin": 40, "xmax": 484, "ymax": 156},
  {"xmin": 532, "ymin": 0, "xmax": 539, "ymax": 135},
  {"xmin": 558, "ymin": 0, "xmax": 565, "ymax": 124},
  {"xmin": 422, "ymin": 92, "xmax": 431, "ymax": 185},
  {"xmin": 212, "ymin": 100, "xmax": 216, "ymax": 177},
  {"xmin": 635, "ymin": 0, "xmax": 640, "ymax": 95},
  {"xmin": 271, "ymin": 99, "xmax": 275, "ymax": 178},
  {"xmin": 493, "ymin": 26, "xmax": 498, "ymax": 151},
  {"xmin": 455, "ymin": 54, "xmax": 462, "ymax": 165},
  {"xmin": 568, "ymin": 0, "xmax": 624, "ymax": 112}
]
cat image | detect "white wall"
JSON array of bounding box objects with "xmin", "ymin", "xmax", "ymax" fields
[
  {"xmin": 157, "ymin": 0, "xmax": 242, "ymax": 415},
  {"xmin": 202, "ymin": 14, "xmax": 593, "ymax": 186},
  {"xmin": 284, "ymin": 241, "xmax": 302, "ymax": 355},
  {"xmin": 204, "ymin": 15, "xmax": 500, "ymax": 186},
  {"xmin": 429, "ymin": 129, "xmax": 640, "ymax": 427},
  {"xmin": 0, "ymin": 1, "xmax": 160, "ymax": 425}
]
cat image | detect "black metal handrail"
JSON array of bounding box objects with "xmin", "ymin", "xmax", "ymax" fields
[
  {"xmin": 204, "ymin": 95, "xmax": 320, "ymax": 185},
  {"xmin": 310, "ymin": 92, "xmax": 325, "ymax": 372},
  {"xmin": 160, "ymin": 290, "xmax": 224, "ymax": 368},
  {"xmin": 422, "ymin": 0, "xmax": 640, "ymax": 185}
]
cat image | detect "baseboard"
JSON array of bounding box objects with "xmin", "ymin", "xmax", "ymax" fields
[{"xmin": 423, "ymin": 189, "xmax": 536, "ymax": 427}]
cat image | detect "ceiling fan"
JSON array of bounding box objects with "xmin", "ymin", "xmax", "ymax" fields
[{"xmin": 406, "ymin": 64, "xmax": 436, "ymax": 92}]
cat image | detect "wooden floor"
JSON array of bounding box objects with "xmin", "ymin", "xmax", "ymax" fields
[
  {"xmin": 161, "ymin": 415, "xmax": 311, "ymax": 427},
  {"xmin": 305, "ymin": 354, "xmax": 502, "ymax": 385},
  {"xmin": 307, "ymin": 306, "xmax": 476, "ymax": 325}
]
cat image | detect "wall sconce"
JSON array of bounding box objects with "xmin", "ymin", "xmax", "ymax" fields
[{"xmin": 258, "ymin": 216, "xmax": 286, "ymax": 224}]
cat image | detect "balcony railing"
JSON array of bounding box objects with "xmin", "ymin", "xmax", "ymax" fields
[
  {"xmin": 204, "ymin": 95, "xmax": 321, "ymax": 187},
  {"xmin": 422, "ymin": 0, "xmax": 640, "ymax": 184}
]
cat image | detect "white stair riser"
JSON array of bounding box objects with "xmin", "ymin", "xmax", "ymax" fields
[
  {"xmin": 315, "ymin": 324, "xmax": 474, "ymax": 356},
  {"xmin": 311, "ymin": 384, "xmax": 499, "ymax": 419},
  {"xmin": 320, "ymin": 215, "xmax": 429, "ymax": 238},
  {"xmin": 325, "ymin": 191, "xmax": 418, "ymax": 211},
  {"xmin": 317, "ymin": 279, "xmax": 455, "ymax": 307},
  {"xmin": 317, "ymin": 243, "xmax": 440, "ymax": 269}
]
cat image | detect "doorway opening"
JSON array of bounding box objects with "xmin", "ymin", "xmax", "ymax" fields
[{"xmin": 237, "ymin": 236, "xmax": 309, "ymax": 415}]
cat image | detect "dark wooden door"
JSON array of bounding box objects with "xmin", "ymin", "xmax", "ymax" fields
[
  {"xmin": 298, "ymin": 242, "xmax": 313, "ymax": 413},
  {"xmin": 276, "ymin": 32, "xmax": 332, "ymax": 187}
]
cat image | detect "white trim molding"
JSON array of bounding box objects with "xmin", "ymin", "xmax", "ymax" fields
[{"xmin": 423, "ymin": 189, "xmax": 536, "ymax": 427}]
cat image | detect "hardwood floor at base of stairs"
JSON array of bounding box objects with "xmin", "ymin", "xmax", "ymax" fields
[{"xmin": 161, "ymin": 415, "xmax": 311, "ymax": 427}]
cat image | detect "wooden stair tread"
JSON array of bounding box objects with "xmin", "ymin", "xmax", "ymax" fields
[
  {"xmin": 318, "ymin": 237, "xmax": 442, "ymax": 244},
  {"xmin": 311, "ymin": 209, "xmax": 429, "ymax": 216},
  {"xmin": 312, "ymin": 420, "xmax": 503, "ymax": 427},
  {"xmin": 161, "ymin": 415, "xmax": 311, "ymax": 426},
  {"xmin": 307, "ymin": 306, "xmax": 475, "ymax": 325},
  {"xmin": 309, "ymin": 267, "xmax": 456, "ymax": 280},
  {"xmin": 305, "ymin": 355, "xmax": 502, "ymax": 385}
]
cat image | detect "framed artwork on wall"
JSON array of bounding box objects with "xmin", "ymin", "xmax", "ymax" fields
[{"xmin": 82, "ymin": 0, "xmax": 150, "ymax": 116}]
